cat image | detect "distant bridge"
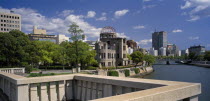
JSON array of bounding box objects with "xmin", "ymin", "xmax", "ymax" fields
[{"xmin": 154, "ymin": 59, "xmax": 186, "ymax": 65}]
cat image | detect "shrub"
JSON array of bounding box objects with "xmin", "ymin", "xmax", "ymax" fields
[
  {"xmin": 86, "ymin": 66, "xmax": 97, "ymax": 70},
  {"xmin": 124, "ymin": 69, "xmax": 130, "ymax": 77},
  {"xmin": 25, "ymin": 66, "xmax": 33, "ymax": 73},
  {"xmin": 39, "ymin": 65, "xmax": 72, "ymax": 70},
  {"xmin": 134, "ymin": 68, "xmax": 140, "ymax": 74},
  {"xmin": 28, "ymin": 73, "xmax": 55, "ymax": 77},
  {"xmin": 107, "ymin": 70, "xmax": 119, "ymax": 77}
]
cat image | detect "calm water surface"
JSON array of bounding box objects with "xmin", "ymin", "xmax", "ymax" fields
[{"xmin": 144, "ymin": 64, "xmax": 210, "ymax": 101}]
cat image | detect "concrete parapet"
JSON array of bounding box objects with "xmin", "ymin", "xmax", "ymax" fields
[{"xmin": 0, "ymin": 72, "xmax": 201, "ymax": 101}]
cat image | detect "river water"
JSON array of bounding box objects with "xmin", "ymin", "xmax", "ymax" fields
[{"xmin": 144, "ymin": 64, "xmax": 210, "ymax": 101}]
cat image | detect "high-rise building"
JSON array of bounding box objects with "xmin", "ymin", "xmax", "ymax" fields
[
  {"xmin": 0, "ymin": 11, "xmax": 21, "ymax": 32},
  {"xmin": 152, "ymin": 31, "xmax": 167, "ymax": 51}
]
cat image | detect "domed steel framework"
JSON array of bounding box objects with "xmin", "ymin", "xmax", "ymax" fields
[{"xmin": 101, "ymin": 26, "xmax": 116, "ymax": 33}]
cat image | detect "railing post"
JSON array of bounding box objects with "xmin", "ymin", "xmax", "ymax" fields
[
  {"xmin": 30, "ymin": 83, "xmax": 39, "ymax": 101},
  {"xmin": 66, "ymin": 80, "xmax": 73, "ymax": 100},
  {"xmin": 41, "ymin": 83, "xmax": 49, "ymax": 101},
  {"xmin": 16, "ymin": 84, "xmax": 29, "ymax": 101},
  {"xmin": 50, "ymin": 82, "xmax": 57, "ymax": 101},
  {"xmin": 58, "ymin": 81, "xmax": 65, "ymax": 101}
]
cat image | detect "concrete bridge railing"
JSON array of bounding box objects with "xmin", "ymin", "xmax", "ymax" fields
[
  {"xmin": 0, "ymin": 72, "xmax": 201, "ymax": 101},
  {"xmin": 0, "ymin": 68, "xmax": 25, "ymax": 74}
]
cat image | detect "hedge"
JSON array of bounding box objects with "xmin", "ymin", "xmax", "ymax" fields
[
  {"xmin": 39, "ymin": 66, "xmax": 72, "ymax": 70},
  {"xmin": 134, "ymin": 68, "xmax": 140, "ymax": 74},
  {"xmin": 107, "ymin": 70, "xmax": 119, "ymax": 77},
  {"xmin": 124, "ymin": 69, "xmax": 130, "ymax": 77},
  {"xmin": 86, "ymin": 66, "xmax": 97, "ymax": 70}
]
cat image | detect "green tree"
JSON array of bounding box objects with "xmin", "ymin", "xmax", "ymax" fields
[
  {"xmin": 144, "ymin": 54, "xmax": 156, "ymax": 66},
  {"xmin": 204, "ymin": 51, "xmax": 210, "ymax": 61},
  {"xmin": 130, "ymin": 51, "xmax": 144, "ymax": 67},
  {"xmin": 0, "ymin": 30, "xmax": 31, "ymax": 67},
  {"xmin": 68, "ymin": 22, "xmax": 84, "ymax": 68},
  {"xmin": 188, "ymin": 52, "xmax": 196, "ymax": 60}
]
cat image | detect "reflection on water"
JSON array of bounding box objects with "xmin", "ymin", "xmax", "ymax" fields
[{"xmin": 144, "ymin": 64, "xmax": 210, "ymax": 101}]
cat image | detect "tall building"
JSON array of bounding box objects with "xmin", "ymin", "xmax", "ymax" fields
[
  {"xmin": 188, "ymin": 45, "xmax": 205, "ymax": 56},
  {"xmin": 166, "ymin": 44, "xmax": 179, "ymax": 56},
  {"xmin": 152, "ymin": 31, "xmax": 167, "ymax": 52},
  {"xmin": 95, "ymin": 26, "xmax": 130, "ymax": 67},
  {"xmin": 0, "ymin": 11, "xmax": 21, "ymax": 32}
]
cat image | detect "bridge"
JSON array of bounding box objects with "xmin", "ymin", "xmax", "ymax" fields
[{"xmin": 154, "ymin": 59, "xmax": 187, "ymax": 65}]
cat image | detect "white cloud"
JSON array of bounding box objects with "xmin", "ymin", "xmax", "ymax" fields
[
  {"xmin": 189, "ymin": 36, "xmax": 199, "ymax": 40},
  {"xmin": 181, "ymin": 0, "xmax": 210, "ymax": 21},
  {"xmin": 143, "ymin": 5, "xmax": 156, "ymax": 9},
  {"xmin": 172, "ymin": 29, "xmax": 183, "ymax": 33},
  {"xmin": 66, "ymin": 15, "xmax": 101, "ymax": 37},
  {"xmin": 96, "ymin": 17, "xmax": 107, "ymax": 21},
  {"xmin": 114, "ymin": 9, "xmax": 129, "ymax": 18},
  {"xmin": 137, "ymin": 39, "xmax": 152, "ymax": 45},
  {"xmin": 133, "ymin": 25, "xmax": 145, "ymax": 29},
  {"xmin": 116, "ymin": 33, "xmax": 129, "ymax": 39},
  {"xmin": 96, "ymin": 12, "xmax": 107, "ymax": 21},
  {"xmin": 58, "ymin": 10, "xmax": 74, "ymax": 17},
  {"xmin": 87, "ymin": 11, "xmax": 96, "ymax": 18},
  {"xmin": 0, "ymin": 7, "xmax": 101, "ymax": 38}
]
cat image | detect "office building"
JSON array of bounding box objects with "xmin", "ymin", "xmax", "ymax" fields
[
  {"xmin": 0, "ymin": 11, "xmax": 21, "ymax": 32},
  {"xmin": 188, "ymin": 45, "xmax": 205, "ymax": 56},
  {"xmin": 159, "ymin": 47, "xmax": 166, "ymax": 56},
  {"xmin": 29, "ymin": 26, "xmax": 69, "ymax": 44},
  {"xmin": 33, "ymin": 26, "xmax": 46, "ymax": 34},
  {"xmin": 181, "ymin": 49, "xmax": 189, "ymax": 56},
  {"xmin": 149, "ymin": 48, "xmax": 158, "ymax": 56},
  {"xmin": 166, "ymin": 44, "xmax": 179, "ymax": 56},
  {"xmin": 152, "ymin": 31, "xmax": 167, "ymax": 55},
  {"xmin": 56, "ymin": 34, "xmax": 69, "ymax": 44}
]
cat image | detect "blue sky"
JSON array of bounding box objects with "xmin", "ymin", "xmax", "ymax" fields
[{"xmin": 0, "ymin": 0, "xmax": 210, "ymax": 50}]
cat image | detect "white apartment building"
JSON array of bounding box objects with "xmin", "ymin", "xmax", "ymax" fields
[{"xmin": 0, "ymin": 12, "xmax": 21, "ymax": 32}]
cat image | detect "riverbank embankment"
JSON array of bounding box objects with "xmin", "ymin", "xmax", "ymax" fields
[
  {"xmin": 178, "ymin": 61, "xmax": 210, "ymax": 68},
  {"xmin": 96, "ymin": 66, "xmax": 154, "ymax": 77}
]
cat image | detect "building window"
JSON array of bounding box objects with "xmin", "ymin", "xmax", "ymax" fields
[
  {"xmin": 123, "ymin": 54, "xmax": 126, "ymax": 58},
  {"xmin": 1, "ymin": 28, "xmax": 3, "ymax": 31},
  {"xmin": 0, "ymin": 15, "xmax": 3, "ymax": 17},
  {"xmin": 108, "ymin": 62, "xmax": 111, "ymax": 66}
]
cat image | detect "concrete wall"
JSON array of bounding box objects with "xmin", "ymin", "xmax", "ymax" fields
[
  {"xmin": 0, "ymin": 73, "xmax": 201, "ymax": 101},
  {"xmin": 0, "ymin": 68, "xmax": 25, "ymax": 74}
]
